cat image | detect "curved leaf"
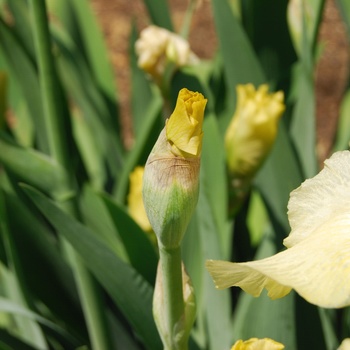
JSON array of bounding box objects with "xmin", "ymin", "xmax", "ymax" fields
[{"xmin": 22, "ymin": 185, "xmax": 161, "ymax": 350}]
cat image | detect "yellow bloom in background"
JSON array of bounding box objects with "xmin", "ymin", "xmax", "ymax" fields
[
  {"xmin": 207, "ymin": 151, "xmax": 350, "ymax": 308},
  {"xmin": 127, "ymin": 166, "xmax": 152, "ymax": 232},
  {"xmin": 231, "ymin": 338, "xmax": 284, "ymax": 350},
  {"xmin": 143, "ymin": 88, "xmax": 207, "ymax": 248},
  {"xmin": 166, "ymin": 88, "xmax": 206, "ymax": 158},
  {"xmin": 225, "ymin": 84, "xmax": 285, "ymax": 180},
  {"xmin": 135, "ymin": 25, "xmax": 199, "ymax": 83}
]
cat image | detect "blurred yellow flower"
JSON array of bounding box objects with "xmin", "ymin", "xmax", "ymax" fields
[
  {"xmin": 225, "ymin": 84, "xmax": 285, "ymax": 179},
  {"xmin": 207, "ymin": 151, "xmax": 350, "ymax": 308},
  {"xmin": 143, "ymin": 88, "xmax": 207, "ymax": 248},
  {"xmin": 231, "ymin": 338, "xmax": 284, "ymax": 350},
  {"xmin": 166, "ymin": 88, "xmax": 207, "ymax": 158},
  {"xmin": 127, "ymin": 166, "xmax": 152, "ymax": 232},
  {"xmin": 135, "ymin": 25, "xmax": 199, "ymax": 84}
]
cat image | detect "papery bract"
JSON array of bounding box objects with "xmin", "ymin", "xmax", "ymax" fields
[{"xmin": 153, "ymin": 262, "xmax": 196, "ymax": 350}]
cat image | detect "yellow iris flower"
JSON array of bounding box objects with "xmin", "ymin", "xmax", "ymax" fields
[
  {"xmin": 207, "ymin": 151, "xmax": 350, "ymax": 308},
  {"xmin": 231, "ymin": 338, "xmax": 284, "ymax": 350},
  {"xmin": 225, "ymin": 84, "xmax": 285, "ymax": 179}
]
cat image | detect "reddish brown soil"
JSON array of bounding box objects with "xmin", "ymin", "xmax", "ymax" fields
[
  {"xmin": 315, "ymin": 0, "xmax": 349, "ymax": 161},
  {"xmin": 91, "ymin": 0, "xmax": 349, "ymax": 162}
]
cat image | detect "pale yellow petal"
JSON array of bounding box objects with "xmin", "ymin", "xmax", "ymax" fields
[
  {"xmin": 231, "ymin": 338, "xmax": 284, "ymax": 350},
  {"xmin": 206, "ymin": 259, "xmax": 292, "ymax": 300},
  {"xmin": 285, "ymin": 150, "xmax": 350, "ymax": 247},
  {"xmin": 207, "ymin": 211, "xmax": 350, "ymax": 308},
  {"xmin": 338, "ymin": 338, "xmax": 350, "ymax": 350}
]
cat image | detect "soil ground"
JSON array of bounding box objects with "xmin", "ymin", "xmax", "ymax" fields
[{"xmin": 91, "ymin": 0, "xmax": 349, "ymax": 163}]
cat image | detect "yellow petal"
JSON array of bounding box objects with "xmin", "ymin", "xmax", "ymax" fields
[
  {"xmin": 207, "ymin": 209, "xmax": 350, "ymax": 308},
  {"xmin": 207, "ymin": 150, "xmax": 350, "ymax": 308},
  {"xmin": 285, "ymin": 150, "xmax": 350, "ymax": 248},
  {"xmin": 166, "ymin": 88, "xmax": 207, "ymax": 158},
  {"xmin": 127, "ymin": 166, "xmax": 152, "ymax": 232},
  {"xmin": 231, "ymin": 338, "xmax": 284, "ymax": 350},
  {"xmin": 206, "ymin": 259, "xmax": 292, "ymax": 300},
  {"xmin": 338, "ymin": 338, "xmax": 350, "ymax": 350}
]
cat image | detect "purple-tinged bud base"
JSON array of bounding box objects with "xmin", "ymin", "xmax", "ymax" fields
[{"xmin": 143, "ymin": 129, "xmax": 200, "ymax": 249}]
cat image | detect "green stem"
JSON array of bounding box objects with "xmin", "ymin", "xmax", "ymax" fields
[
  {"xmin": 158, "ymin": 245, "xmax": 185, "ymax": 350},
  {"xmin": 28, "ymin": 1, "xmax": 111, "ymax": 349}
]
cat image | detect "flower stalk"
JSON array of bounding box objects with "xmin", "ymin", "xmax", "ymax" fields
[
  {"xmin": 157, "ymin": 246, "xmax": 185, "ymax": 349},
  {"xmin": 143, "ymin": 88, "xmax": 206, "ymax": 349},
  {"xmin": 153, "ymin": 248, "xmax": 196, "ymax": 350}
]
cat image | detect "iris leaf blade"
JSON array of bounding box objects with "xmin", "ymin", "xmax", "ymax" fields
[{"xmin": 22, "ymin": 185, "xmax": 161, "ymax": 350}]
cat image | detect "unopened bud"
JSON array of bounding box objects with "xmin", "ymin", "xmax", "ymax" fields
[
  {"xmin": 225, "ymin": 84, "xmax": 285, "ymax": 180},
  {"xmin": 142, "ymin": 88, "xmax": 207, "ymax": 248}
]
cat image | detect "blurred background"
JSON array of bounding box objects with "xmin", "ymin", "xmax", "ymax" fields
[{"xmin": 91, "ymin": 0, "xmax": 349, "ymax": 162}]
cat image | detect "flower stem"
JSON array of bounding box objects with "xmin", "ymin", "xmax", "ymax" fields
[
  {"xmin": 158, "ymin": 245, "xmax": 185, "ymax": 350},
  {"xmin": 28, "ymin": 1, "xmax": 111, "ymax": 349}
]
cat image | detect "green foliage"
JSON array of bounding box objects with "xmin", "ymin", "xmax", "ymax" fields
[{"xmin": 0, "ymin": 0, "xmax": 348, "ymax": 349}]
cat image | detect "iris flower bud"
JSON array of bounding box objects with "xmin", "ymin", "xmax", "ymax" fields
[
  {"xmin": 225, "ymin": 84, "xmax": 285, "ymax": 215},
  {"xmin": 143, "ymin": 88, "xmax": 207, "ymax": 249},
  {"xmin": 225, "ymin": 84, "xmax": 285, "ymax": 181}
]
